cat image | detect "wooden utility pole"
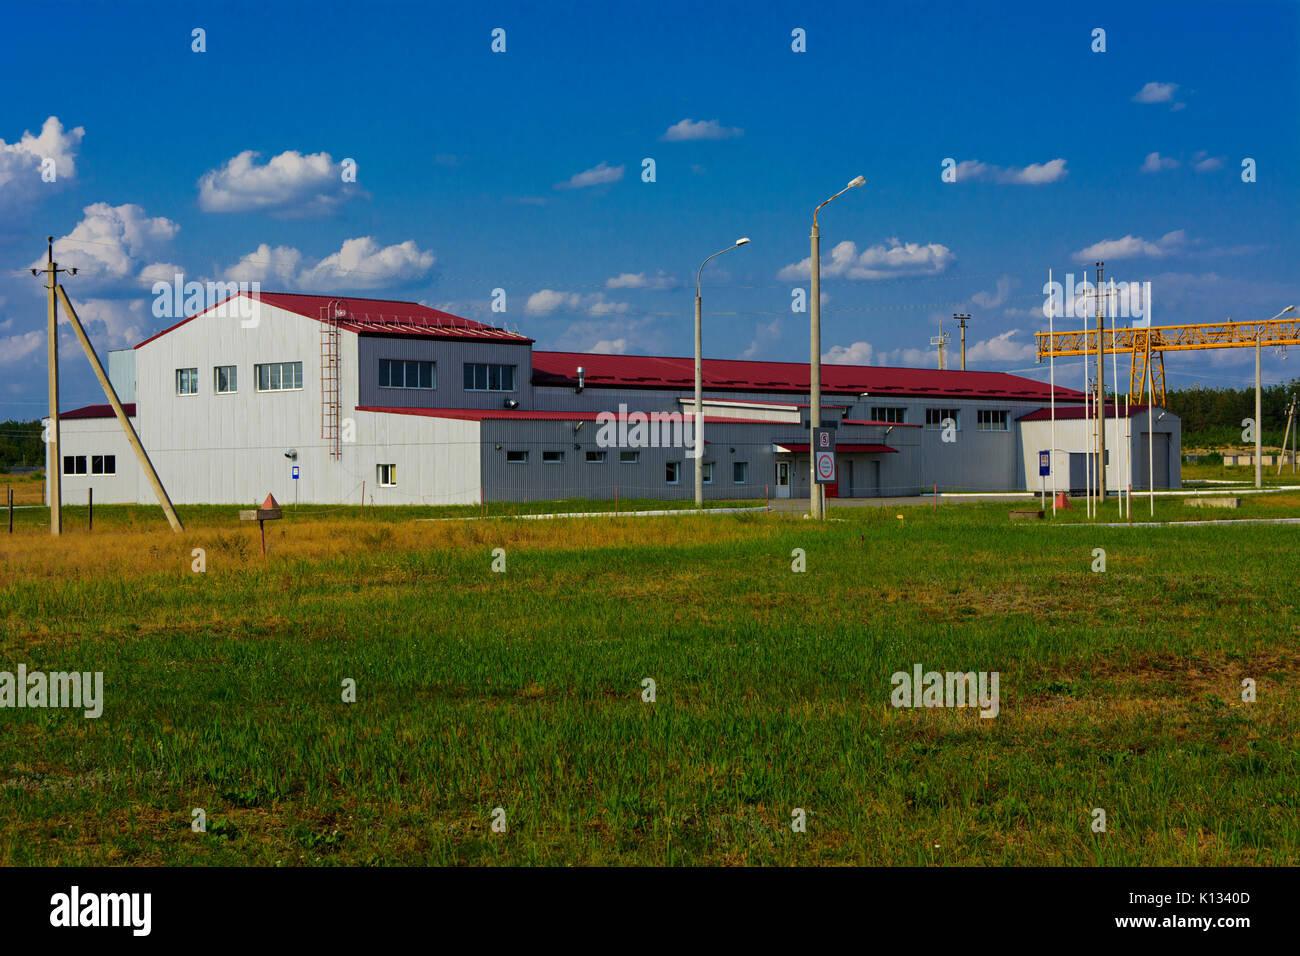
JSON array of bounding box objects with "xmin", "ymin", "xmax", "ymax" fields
[
  {"xmin": 955, "ymin": 314, "xmax": 970, "ymax": 370},
  {"xmin": 1279, "ymin": 393, "xmax": 1297, "ymax": 476},
  {"xmin": 56, "ymin": 286, "xmax": 184, "ymax": 532},
  {"xmin": 34, "ymin": 237, "xmax": 75, "ymax": 535}
]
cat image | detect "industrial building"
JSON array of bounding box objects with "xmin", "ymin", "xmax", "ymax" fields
[{"xmin": 49, "ymin": 292, "xmax": 1181, "ymax": 506}]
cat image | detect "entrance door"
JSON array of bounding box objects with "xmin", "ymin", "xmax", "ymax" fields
[
  {"xmin": 774, "ymin": 460, "xmax": 791, "ymax": 498},
  {"xmin": 1140, "ymin": 433, "xmax": 1170, "ymax": 488},
  {"xmin": 872, "ymin": 459, "xmax": 882, "ymax": 497},
  {"xmin": 1068, "ymin": 453, "xmax": 1087, "ymax": 493}
]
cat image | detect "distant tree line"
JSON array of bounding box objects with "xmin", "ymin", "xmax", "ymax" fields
[
  {"xmin": 1163, "ymin": 378, "xmax": 1300, "ymax": 450},
  {"xmin": 0, "ymin": 420, "xmax": 45, "ymax": 471}
]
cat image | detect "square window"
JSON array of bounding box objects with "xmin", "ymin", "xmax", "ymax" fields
[
  {"xmin": 91, "ymin": 455, "xmax": 116, "ymax": 476},
  {"xmin": 377, "ymin": 463, "xmax": 397, "ymax": 487},
  {"xmin": 666, "ymin": 461, "xmax": 681, "ymax": 484},
  {"xmin": 215, "ymin": 366, "xmax": 237, "ymax": 393},
  {"xmin": 733, "ymin": 461, "xmax": 749, "ymax": 484},
  {"xmin": 176, "ymin": 368, "xmax": 198, "ymax": 395},
  {"xmin": 702, "ymin": 462, "xmax": 714, "ymax": 484}
]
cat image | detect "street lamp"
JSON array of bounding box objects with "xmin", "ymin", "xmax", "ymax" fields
[
  {"xmin": 809, "ymin": 175, "xmax": 865, "ymax": 519},
  {"xmin": 1256, "ymin": 305, "xmax": 1296, "ymax": 488},
  {"xmin": 694, "ymin": 237, "xmax": 751, "ymax": 508}
]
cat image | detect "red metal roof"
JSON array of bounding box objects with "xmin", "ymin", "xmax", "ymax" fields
[
  {"xmin": 776, "ymin": 443, "xmax": 898, "ymax": 454},
  {"xmin": 59, "ymin": 403, "xmax": 135, "ymax": 420},
  {"xmin": 136, "ymin": 292, "xmax": 531, "ymax": 349},
  {"xmin": 357, "ymin": 406, "xmax": 762, "ymax": 424},
  {"xmin": 1019, "ymin": 403, "xmax": 1154, "ymax": 421},
  {"xmin": 533, "ymin": 351, "xmax": 1085, "ymax": 402}
]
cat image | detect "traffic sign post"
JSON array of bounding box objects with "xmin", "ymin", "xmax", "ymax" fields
[
  {"xmin": 813, "ymin": 427, "xmax": 836, "ymax": 485},
  {"xmin": 1038, "ymin": 450, "xmax": 1050, "ymax": 512}
]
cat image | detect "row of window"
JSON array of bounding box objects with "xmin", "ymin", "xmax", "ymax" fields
[
  {"xmin": 377, "ymin": 361, "xmax": 519, "ymax": 392},
  {"xmin": 503, "ymin": 451, "xmax": 748, "ymax": 484},
  {"xmin": 63, "ymin": 455, "xmax": 115, "ymax": 476},
  {"xmin": 177, "ymin": 362, "xmax": 302, "ymax": 395},
  {"xmin": 868, "ymin": 407, "xmax": 1009, "ymax": 431}
]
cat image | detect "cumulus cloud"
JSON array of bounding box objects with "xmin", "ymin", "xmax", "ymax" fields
[
  {"xmin": 822, "ymin": 341, "xmax": 875, "ymax": 365},
  {"xmin": 0, "ymin": 116, "xmax": 84, "ymax": 204},
  {"xmin": 661, "ymin": 119, "xmax": 743, "ymax": 141},
  {"xmin": 0, "ymin": 330, "xmax": 44, "ymax": 365},
  {"xmin": 1193, "ymin": 151, "xmax": 1224, "ymax": 172},
  {"xmin": 606, "ymin": 270, "xmax": 677, "ymax": 290},
  {"xmin": 1141, "ymin": 152, "xmax": 1179, "ymax": 173},
  {"xmin": 588, "ymin": 338, "xmax": 629, "ymax": 354},
  {"xmin": 36, "ymin": 202, "xmax": 180, "ymax": 291},
  {"xmin": 555, "ymin": 161, "xmax": 624, "ymax": 190},
  {"xmin": 965, "ymin": 329, "xmax": 1037, "ymax": 364},
  {"xmin": 1133, "ymin": 82, "xmax": 1179, "ymax": 103},
  {"xmin": 216, "ymin": 237, "xmax": 434, "ymax": 291},
  {"xmin": 971, "ymin": 276, "xmax": 1012, "ymax": 309},
  {"xmin": 198, "ymin": 149, "xmax": 359, "ymax": 215},
  {"xmin": 953, "ymin": 158, "xmax": 1068, "ymax": 184},
  {"xmin": 74, "ymin": 298, "xmax": 150, "ymax": 347},
  {"xmin": 525, "ymin": 289, "xmax": 630, "ymax": 315},
  {"xmin": 778, "ymin": 238, "xmax": 955, "ymax": 281},
  {"xmin": 1074, "ymin": 229, "xmax": 1188, "ymax": 261}
]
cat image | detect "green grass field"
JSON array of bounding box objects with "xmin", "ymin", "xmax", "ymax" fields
[{"xmin": 1, "ymin": 495, "xmax": 1297, "ymax": 865}]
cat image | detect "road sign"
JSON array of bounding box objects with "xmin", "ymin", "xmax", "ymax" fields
[
  {"xmin": 1038, "ymin": 451, "xmax": 1050, "ymax": 477},
  {"xmin": 292, "ymin": 465, "xmax": 300, "ymax": 480},
  {"xmin": 813, "ymin": 427, "xmax": 836, "ymax": 484}
]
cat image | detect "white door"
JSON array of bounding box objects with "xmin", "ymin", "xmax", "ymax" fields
[{"xmin": 775, "ymin": 460, "xmax": 791, "ymax": 497}]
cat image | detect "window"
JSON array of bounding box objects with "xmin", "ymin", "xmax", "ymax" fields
[
  {"xmin": 871, "ymin": 406, "xmax": 907, "ymax": 424},
  {"xmin": 585, "ymin": 450, "xmax": 607, "ymax": 463},
  {"xmin": 542, "ymin": 450, "xmax": 565, "ymax": 464},
  {"xmin": 925, "ymin": 408, "xmax": 960, "ymax": 430},
  {"xmin": 665, "ymin": 461, "xmax": 681, "ymax": 484},
  {"xmin": 62, "ymin": 455, "xmax": 87, "ymax": 475},
  {"xmin": 506, "ymin": 450, "xmax": 529, "ymax": 463},
  {"xmin": 377, "ymin": 464, "xmax": 397, "ymax": 487},
  {"xmin": 256, "ymin": 361, "xmax": 303, "ymax": 392},
  {"xmin": 620, "ymin": 451, "xmax": 640, "ymax": 464},
  {"xmin": 702, "ymin": 462, "xmax": 714, "ymax": 484},
  {"xmin": 976, "ymin": 409, "xmax": 1009, "ymax": 432},
  {"xmin": 91, "ymin": 455, "xmax": 116, "ymax": 476},
  {"xmin": 176, "ymin": 368, "xmax": 198, "ymax": 395},
  {"xmin": 733, "ymin": 461, "xmax": 749, "ymax": 484},
  {"xmin": 379, "ymin": 359, "xmax": 434, "ymax": 389},
  {"xmin": 463, "ymin": 363, "xmax": 516, "ymax": 392},
  {"xmin": 214, "ymin": 365, "xmax": 237, "ymax": 393}
]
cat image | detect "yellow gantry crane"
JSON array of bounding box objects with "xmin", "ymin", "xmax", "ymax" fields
[{"xmin": 1035, "ymin": 313, "xmax": 1300, "ymax": 406}]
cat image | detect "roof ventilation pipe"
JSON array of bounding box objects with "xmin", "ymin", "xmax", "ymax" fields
[{"xmin": 576, "ymin": 366, "xmax": 585, "ymax": 393}]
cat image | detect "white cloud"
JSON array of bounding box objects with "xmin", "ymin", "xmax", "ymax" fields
[
  {"xmin": 1133, "ymin": 82, "xmax": 1179, "ymax": 103},
  {"xmin": 965, "ymin": 329, "xmax": 1037, "ymax": 364},
  {"xmin": 1074, "ymin": 229, "xmax": 1188, "ymax": 261},
  {"xmin": 822, "ymin": 341, "xmax": 875, "ymax": 365},
  {"xmin": 0, "ymin": 330, "xmax": 44, "ymax": 365},
  {"xmin": 1141, "ymin": 152, "xmax": 1179, "ymax": 173},
  {"xmin": 525, "ymin": 289, "xmax": 629, "ymax": 315},
  {"xmin": 661, "ymin": 119, "xmax": 743, "ymax": 142},
  {"xmin": 971, "ymin": 276, "xmax": 1012, "ymax": 309},
  {"xmin": 74, "ymin": 298, "xmax": 149, "ymax": 347},
  {"xmin": 740, "ymin": 318, "xmax": 782, "ymax": 360},
  {"xmin": 0, "ymin": 116, "xmax": 84, "ymax": 204},
  {"xmin": 954, "ymin": 158, "xmax": 1068, "ymax": 184},
  {"xmin": 555, "ymin": 162, "xmax": 624, "ymax": 190},
  {"xmin": 878, "ymin": 347, "xmax": 931, "ymax": 367},
  {"xmin": 1193, "ymin": 151, "xmax": 1224, "ymax": 172},
  {"xmin": 606, "ymin": 270, "xmax": 677, "ymax": 290},
  {"xmin": 778, "ymin": 238, "xmax": 955, "ymax": 281},
  {"xmin": 299, "ymin": 238, "xmax": 435, "ymax": 288},
  {"xmin": 223, "ymin": 243, "xmax": 305, "ymax": 285},
  {"xmin": 38, "ymin": 203, "xmax": 180, "ymax": 291},
  {"xmin": 588, "ymin": 338, "xmax": 628, "ymax": 354},
  {"xmin": 198, "ymin": 149, "xmax": 358, "ymax": 215}
]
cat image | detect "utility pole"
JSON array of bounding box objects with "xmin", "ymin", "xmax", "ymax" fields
[
  {"xmin": 33, "ymin": 237, "xmax": 76, "ymax": 536},
  {"xmin": 1255, "ymin": 335, "xmax": 1263, "ymax": 489},
  {"xmin": 1278, "ymin": 392, "xmax": 1296, "ymax": 476},
  {"xmin": 1095, "ymin": 262, "xmax": 1106, "ymax": 503},
  {"xmin": 930, "ymin": 319, "xmax": 950, "ymax": 370},
  {"xmin": 955, "ymin": 314, "xmax": 970, "ymax": 371}
]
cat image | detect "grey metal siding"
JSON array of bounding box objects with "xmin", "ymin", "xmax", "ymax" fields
[{"xmin": 357, "ymin": 336, "xmax": 534, "ymax": 410}]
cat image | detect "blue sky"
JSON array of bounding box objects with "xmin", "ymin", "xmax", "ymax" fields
[{"xmin": 1, "ymin": 0, "xmax": 1297, "ymax": 418}]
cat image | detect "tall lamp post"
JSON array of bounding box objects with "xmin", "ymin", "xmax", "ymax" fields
[
  {"xmin": 809, "ymin": 175, "xmax": 866, "ymax": 519},
  {"xmin": 694, "ymin": 238, "xmax": 750, "ymax": 508}
]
